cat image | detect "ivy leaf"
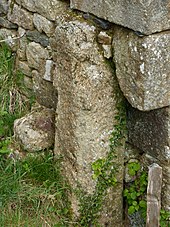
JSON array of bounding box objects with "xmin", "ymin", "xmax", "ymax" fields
[
  {"xmin": 130, "ymin": 191, "xmax": 137, "ymax": 200},
  {"xmin": 139, "ymin": 200, "xmax": 147, "ymax": 208},
  {"xmin": 128, "ymin": 205, "xmax": 136, "ymax": 215}
]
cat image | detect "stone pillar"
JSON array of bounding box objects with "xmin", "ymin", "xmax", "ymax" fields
[{"xmin": 51, "ymin": 14, "xmax": 125, "ymax": 226}]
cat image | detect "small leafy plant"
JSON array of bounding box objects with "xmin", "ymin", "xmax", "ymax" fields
[
  {"xmin": 124, "ymin": 161, "xmax": 147, "ymax": 216},
  {"xmin": 160, "ymin": 209, "xmax": 170, "ymax": 227}
]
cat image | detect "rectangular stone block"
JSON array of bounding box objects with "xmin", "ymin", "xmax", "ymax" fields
[
  {"xmin": 112, "ymin": 27, "xmax": 170, "ymax": 111},
  {"xmin": 70, "ymin": 0, "xmax": 170, "ymax": 35},
  {"xmin": 127, "ymin": 105, "xmax": 170, "ymax": 163}
]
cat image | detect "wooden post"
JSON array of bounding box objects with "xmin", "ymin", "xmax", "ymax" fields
[{"xmin": 146, "ymin": 163, "xmax": 162, "ymax": 227}]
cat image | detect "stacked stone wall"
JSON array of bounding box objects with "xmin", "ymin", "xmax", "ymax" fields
[{"xmin": 0, "ymin": 0, "xmax": 169, "ymax": 225}]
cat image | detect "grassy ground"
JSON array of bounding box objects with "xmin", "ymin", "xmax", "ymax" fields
[
  {"xmin": 0, "ymin": 40, "xmax": 72, "ymax": 226},
  {"xmin": 0, "ymin": 151, "xmax": 72, "ymax": 227}
]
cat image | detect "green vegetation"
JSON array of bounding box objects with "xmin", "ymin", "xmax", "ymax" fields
[
  {"xmin": 124, "ymin": 161, "xmax": 147, "ymax": 216},
  {"xmin": 0, "ymin": 152, "xmax": 72, "ymax": 226},
  {"xmin": 160, "ymin": 209, "xmax": 170, "ymax": 227},
  {"xmin": 77, "ymin": 90, "xmax": 126, "ymax": 226},
  {"xmin": 0, "ymin": 41, "xmax": 72, "ymax": 226},
  {"xmin": 0, "ymin": 40, "xmax": 33, "ymax": 139},
  {"xmin": 124, "ymin": 161, "xmax": 170, "ymax": 226}
]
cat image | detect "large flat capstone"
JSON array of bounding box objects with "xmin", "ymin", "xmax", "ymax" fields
[
  {"xmin": 70, "ymin": 0, "xmax": 170, "ymax": 35},
  {"xmin": 113, "ymin": 27, "xmax": 170, "ymax": 111}
]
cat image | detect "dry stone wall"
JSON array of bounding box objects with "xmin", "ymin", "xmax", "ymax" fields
[{"xmin": 0, "ymin": 0, "xmax": 169, "ymax": 225}]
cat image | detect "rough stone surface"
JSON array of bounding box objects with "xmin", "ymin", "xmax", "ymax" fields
[
  {"xmin": 14, "ymin": 107, "xmax": 55, "ymax": 152},
  {"xmin": 127, "ymin": 104, "xmax": 170, "ymax": 163},
  {"xmin": 102, "ymin": 44, "xmax": 112, "ymax": 59},
  {"xmin": 33, "ymin": 13, "xmax": 55, "ymax": 37},
  {"xmin": 113, "ymin": 27, "xmax": 170, "ymax": 111},
  {"xmin": 7, "ymin": 3, "xmax": 34, "ymax": 30},
  {"xmin": 43, "ymin": 60, "xmax": 54, "ymax": 82},
  {"xmin": 17, "ymin": 60, "xmax": 32, "ymax": 77},
  {"xmin": 142, "ymin": 154, "xmax": 170, "ymax": 212},
  {"xmin": 98, "ymin": 31, "xmax": 112, "ymax": 45},
  {"xmin": 0, "ymin": 0, "xmax": 8, "ymax": 16},
  {"xmin": 26, "ymin": 30, "xmax": 49, "ymax": 47},
  {"xmin": 51, "ymin": 15, "xmax": 124, "ymax": 226},
  {"xmin": 32, "ymin": 70, "xmax": 57, "ymax": 109},
  {"xmin": 16, "ymin": 0, "xmax": 69, "ymax": 21},
  {"xmin": 23, "ymin": 75, "xmax": 33, "ymax": 90},
  {"xmin": 0, "ymin": 17, "xmax": 18, "ymax": 29},
  {"xmin": 0, "ymin": 28, "xmax": 18, "ymax": 51},
  {"xmin": 70, "ymin": 0, "xmax": 170, "ymax": 35},
  {"xmin": 17, "ymin": 27, "xmax": 27, "ymax": 61},
  {"xmin": 26, "ymin": 42, "xmax": 49, "ymax": 70}
]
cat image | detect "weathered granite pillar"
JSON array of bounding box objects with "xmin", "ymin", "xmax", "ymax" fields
[{"xmin": 51, "ymin": 13, "xmax": 125, "ymax": 226}]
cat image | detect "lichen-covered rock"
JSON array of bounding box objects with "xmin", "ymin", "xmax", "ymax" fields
[
  {"xmin": 26, "ymin": 42, "xmax": 49, "ymax": 70},
  {"xmin": 17, "ymin": 60, "xmax": 32, "ymax": 77},
  {"xmin": 26, "ymin": 30, "xmax": 49, "ymax": 47},
  {"xmin": 15, "ymin": 0, "xmax": 69, "ymax": 21},
  {"xmin": 33, "ymin": 13, "xmax": 55, "ymax": 37},
  {"xmin": 14, "ymin": 107, "xmax": 55, "ymax": 152},
  {"xmin": 7, "ymin": 3, "xmax": 34, "ymax": 30},
  {"xmin": 51, "ymin": 15, "xmax": 124, "ymax": 226},
  {"xmin": 113, "ymin": 27, "xmax": 170, "ymax": 111},
  {"xmin": 0, "ymin": 0, "xmax": 8, "ymax": 16},
  {"xmin": 0, "ymin": 17, "xmax": 18, "ymax": 29},
  {"xmin": 70, "ymin": 0, "xmax": 170, "ymax": 35},
  {"xmin": 32, "ymin": 70, "xmax": 57, "ymax": 109}
]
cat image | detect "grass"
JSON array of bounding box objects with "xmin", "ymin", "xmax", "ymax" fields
[
  {"xmin": 0, "ymin": 40, "xmax": 72, "ymax": 226},
  {"xmin": 0, "ymin": 152, "xmax": 72, "ymax": 227},
  {"xmin": 0, "ymin": 40, "xmax": 34, "ymax": 138}
]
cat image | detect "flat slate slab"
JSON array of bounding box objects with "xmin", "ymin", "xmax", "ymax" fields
[{"xmin": 70, "ymin": 0, "xmax": 170, "ymax": 35}]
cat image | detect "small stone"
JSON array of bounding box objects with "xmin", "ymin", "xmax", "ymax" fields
[
  {"xmin": 102, "ymin": 44, "xmax": 112, "ymax": 59},
  {"xmin": 98, "ymin": 31, "xmax": 112, "ymax": 44},
  {"xmin": 26, "ymin": 42, "xmax": 49, "ymax": 70},
  {"xmin": 17, "ymin": 60, "xmax": 32, "ymax": 77},
  {"xmin": 15, "ymin": 0, "xmax": 69, "ymax": 21},
  {"xmin": 0, "ymin": 0, "xmax": 8, "ymax": 16},
  {"xmin": 43, "ymin": 60, "xmax": 54, "ymax": 82},
  {"xmin": 32, "ymin": 70, "xmax": 57, "ymax": 109},
  {"xmin": 0, "ymin": 17, "xmax": 18, "ymax": 29},
  {"xmin": 26, "ymin": 30, "xmax": 49, "ymax": 47},
  {"xmin": 33, "ymin": 13, "xmax": 55, "ymax": 37},
  {"xmin": 7, "ymin": 3, "xmax": 34, "ymax": 30},
  {"xmin": 23, "ymin": 75, "xmax": 33, "ymax": 90},
  {"xmin": 14, "ymin": 107, "xmax": 55, "ymax": 152}
]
